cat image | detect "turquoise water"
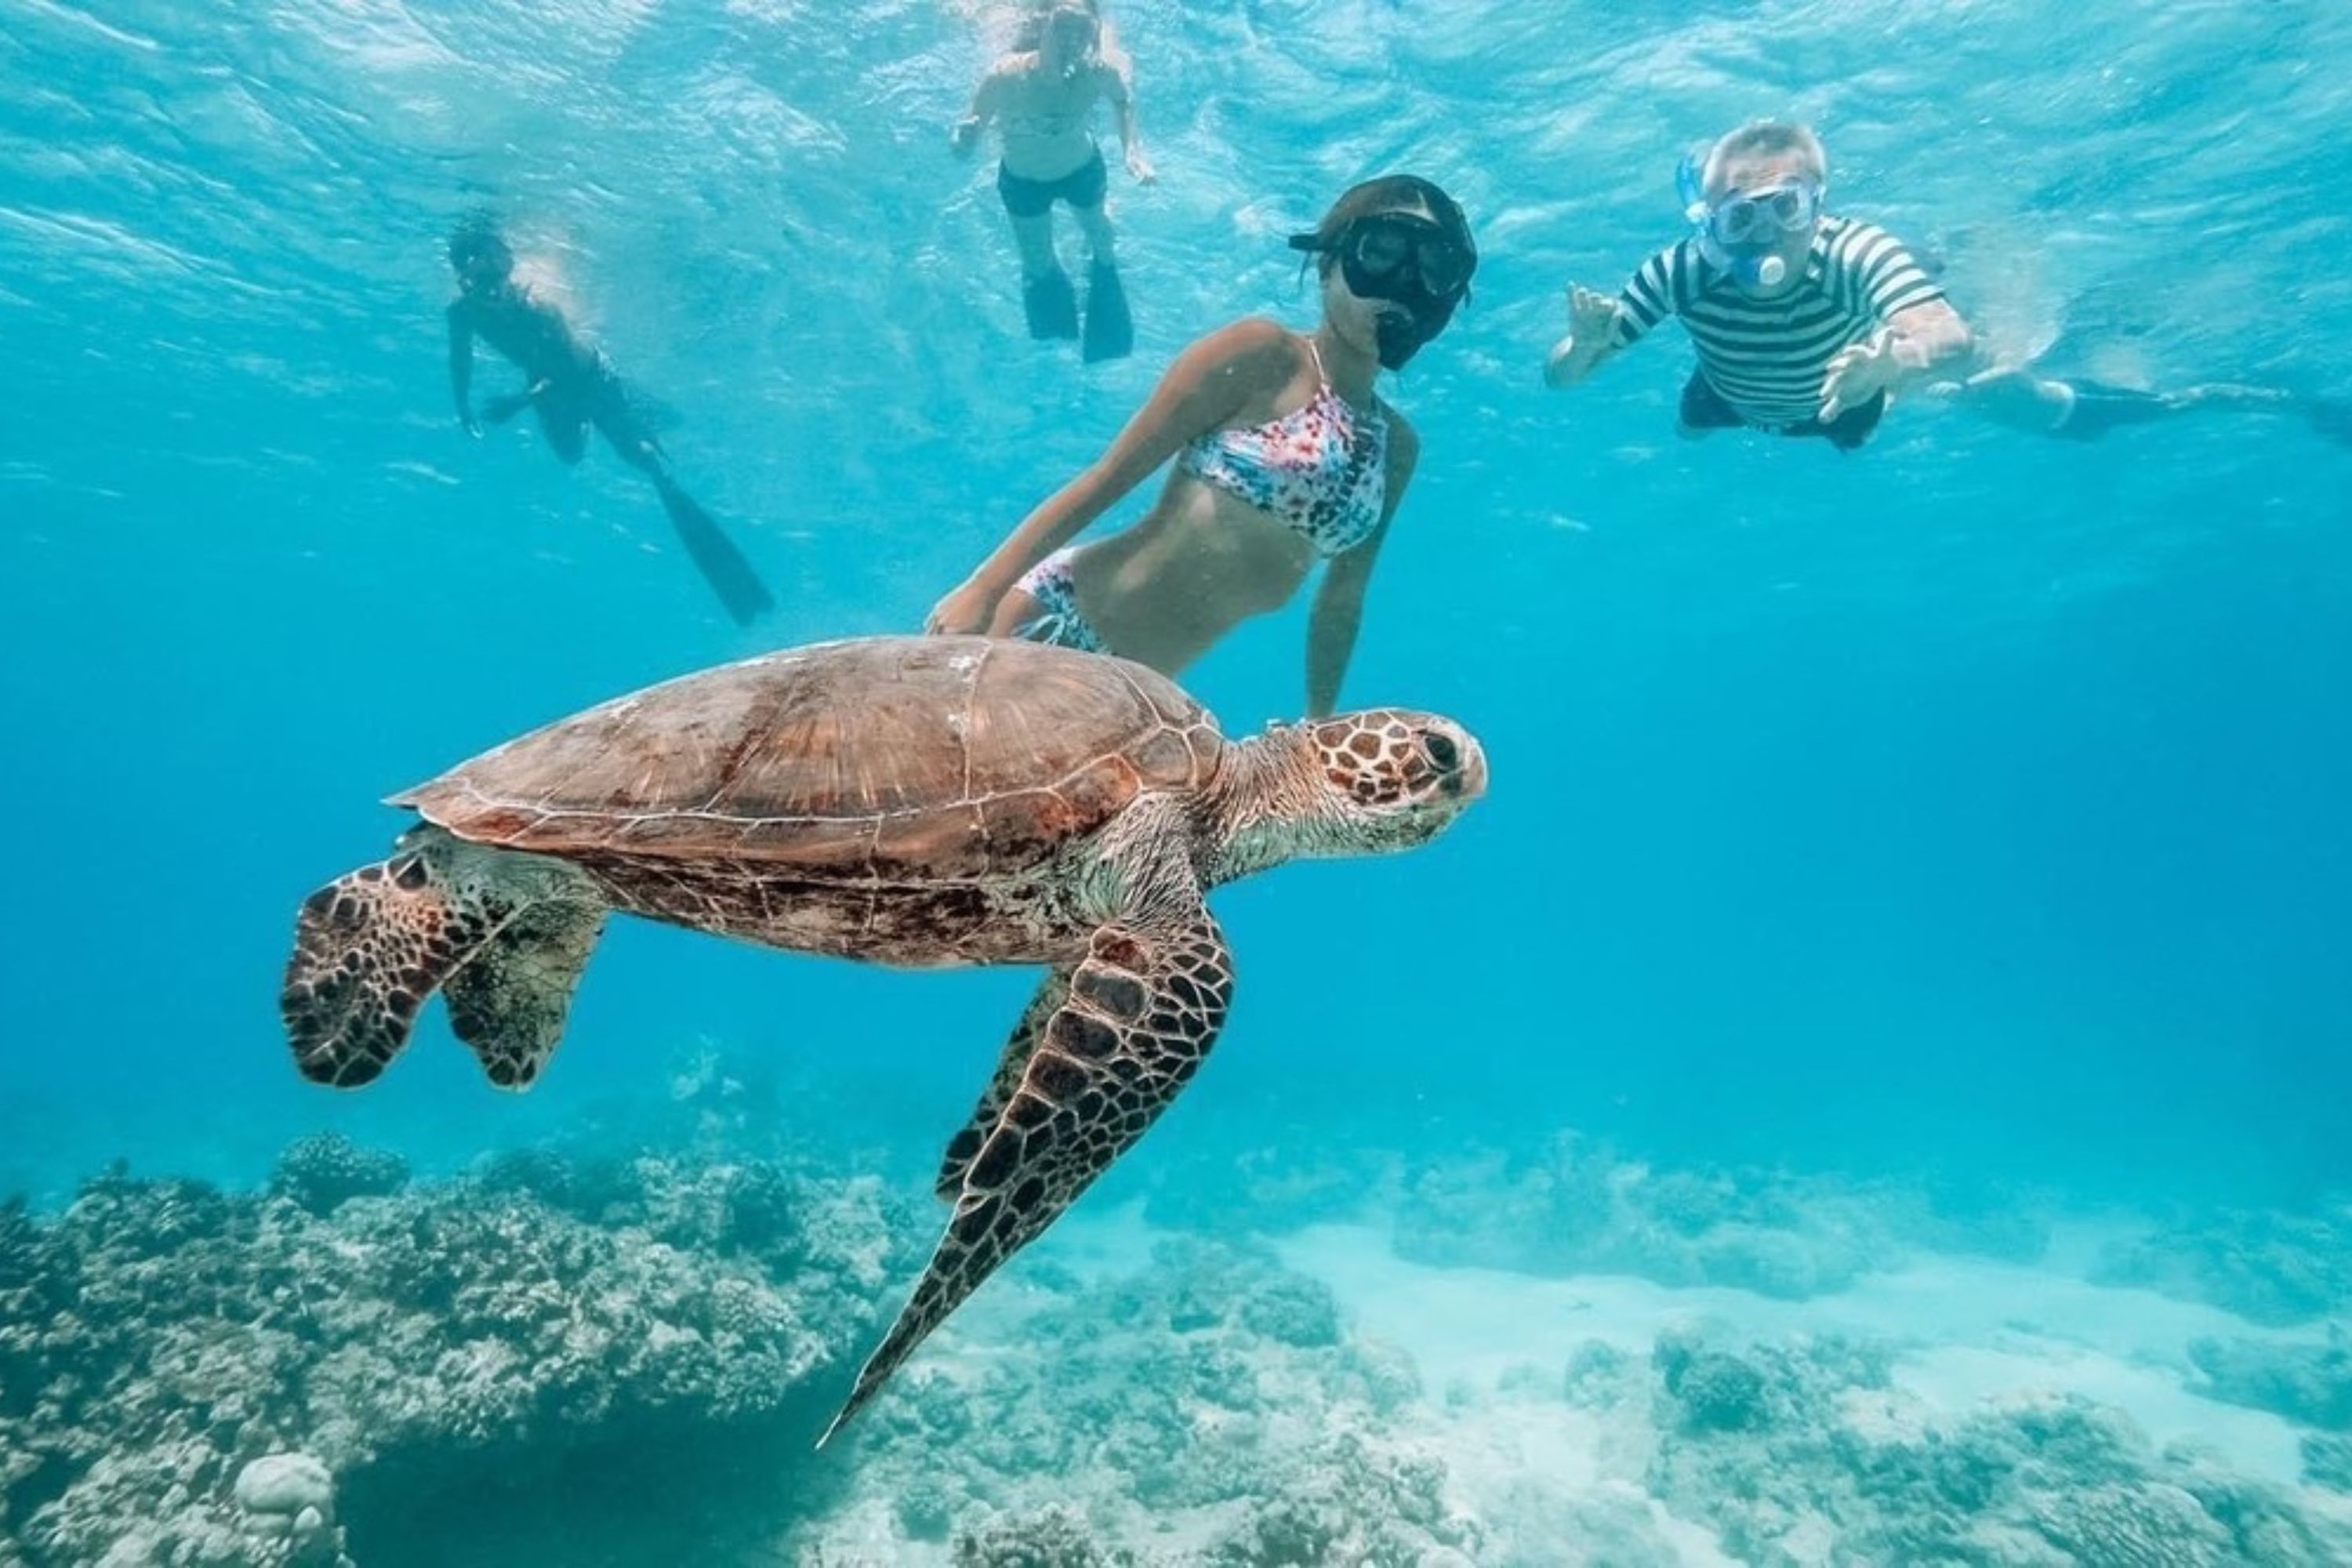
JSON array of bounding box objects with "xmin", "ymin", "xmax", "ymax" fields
[{"xmin": 5, "ymin": 1, "xmax": 2352, "ymax": 1563}]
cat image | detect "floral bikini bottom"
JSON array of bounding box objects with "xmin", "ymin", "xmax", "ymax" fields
[{"xmin": 1010, "ymin": 548, "xmax": 1110, "ymax": 655}]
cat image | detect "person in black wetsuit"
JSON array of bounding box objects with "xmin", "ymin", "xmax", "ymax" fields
[
  {"xmin": 1942, "ymin": 361, "xmax": 2352, "ymax": 447},
  {"xmin": 950, "ymin": 1, "xmax": 1153, "ymax": 361},
  {"xmin": 445, "ymin": 216, "xmax": 775, "ymax": 624}
]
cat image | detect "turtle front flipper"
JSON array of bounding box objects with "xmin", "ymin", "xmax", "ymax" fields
[
  {"xmin": 443, "ymin": 901, "xmax": 608, "ymax": 1091},
  {"xmin": 933, "ymin": 966, "xmax": 1070, "ymax": 1201},
  {"xmin": 281, "ymin": 834, "xmax": 512, "ymax": 1087},
  {"xmin": 281, "ymin": 826, "xmax": 596, "ymax": 1089},
  {"xmin": 820, "ymin": 908, "xmax": 1234, "ymax": 1446}
]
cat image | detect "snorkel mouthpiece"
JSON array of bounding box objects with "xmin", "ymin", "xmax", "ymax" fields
[
  {"xmin": 1373, "ymin": 309, "xmax": 1432, "ymax": 370},
  {"xmin": 1748, "ymin": 253, "xmax": 1788, "ymax": 288}
]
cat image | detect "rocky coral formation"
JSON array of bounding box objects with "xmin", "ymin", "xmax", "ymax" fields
[
  {"xmin": 1633, "ymin": 1321, "xmax": 2348, "ymax": 1566},
  {"xmin": 2188, "ymin": 1327, "xmax": 2352, "ymax": 1430},
  {"xmin": 2092, "ymin": 1206, "xmax": 2352, "ymax": 1326},
  {"xmin": 1389, "ymin": 1132, "xmax": 2047, "ymax": 1299},
  {"xmin": 953, "ymin": 1504, "xmax": 1124, "ymax": 1567},
  {"xmin": 796, "ymin": 1236, "xmax": 1474, "ymax": 1566},
  {"xmin": 0, "ymin": 1148, "xmax": 913, "ymax": 1566},
  {"xmin": 231, "ymin": 1453, "xmax": 345, "ymax": 1566},
  {"xmin": 2303, "ymin": 1433, "xmax": 2352, "ymax": 1492},
  {"xmin": 266, "ymin": 1133, "xmax": 409, "ymax": 1218}
]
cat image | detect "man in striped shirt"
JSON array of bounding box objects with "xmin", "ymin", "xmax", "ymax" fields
[{"xmin": 1546, "ymin": 122, "xmax": 1972, "ymax": 451}]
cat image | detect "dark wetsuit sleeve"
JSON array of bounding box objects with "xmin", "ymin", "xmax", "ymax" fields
[
  {"xmin": 2053, "ymin": 380, "xmax": 2172, "ymax": 441},
  {"xmin": 1613, "ymin": 242, "xmax": 1686, "ymax": 349},
  {"xmin": 445, "ymin": 302, "xmax": 474, "ymax": 414}
]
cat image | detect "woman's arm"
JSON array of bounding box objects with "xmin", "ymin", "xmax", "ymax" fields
[
  {"xmin": 926, "ymin": 319, "xmax": 1287, "ymax": 633},
  {"xmin": 1104, "ymin": 63, "xmax": 1153, "ymax": 183},
  {"xmin": 1305, "ymin": 414, "xmax": 1419, "ymax": 717},
  {"xmin": 951, "ymin": 64, "xmax": 1007, "ymax": 154}
]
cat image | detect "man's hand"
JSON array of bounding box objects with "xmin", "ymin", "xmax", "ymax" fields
[
  {"xmin": 1545, "ymin": 284, "xmax": 1624, "ymax": 387},
  {"xmin": 949, "ymin": 117, "xmax": 980, "ymax": 156},
  {"xmin": 1820, "ymin": 329, "xmax": 1926, "ymax": 423},
  {"xmin": 1126, "ymin": 149, "xmax": 1156, "ymax": 185},
  {"xmin": 1566, "ymin": 283, "xmax": 1619, "ymax": 347}
]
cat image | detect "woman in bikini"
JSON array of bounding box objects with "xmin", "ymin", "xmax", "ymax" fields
[{"xmin": 924, "ymin": 174, "xmax": 1477, "ymax": 717}]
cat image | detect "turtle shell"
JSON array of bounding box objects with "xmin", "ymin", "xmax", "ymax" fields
[{"xmin": 392, "ymin": 636, "xmax": 1225, "ymax": 881}]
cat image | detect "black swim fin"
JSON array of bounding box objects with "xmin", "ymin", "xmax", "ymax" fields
[
  {"xmin": 1022, "ymin": 267, "xmax": 1080, "ymax": 341},
  {"xmin": 1081, "ymin": 260, "xmax": 1132, "ymax": 363},
  {"xmin": 653, "ymin": 474, "xmax": 776, "ymax": 626}
]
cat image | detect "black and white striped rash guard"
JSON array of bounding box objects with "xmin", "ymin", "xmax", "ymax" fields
[{"xmin": 1610, "ymin": 217, "xmax": 1944, "ymax": 427}]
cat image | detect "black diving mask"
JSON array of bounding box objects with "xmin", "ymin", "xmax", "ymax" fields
[{"xmin": 1289, "ymin": 212, "xmax": 1476, "ymax": 369}]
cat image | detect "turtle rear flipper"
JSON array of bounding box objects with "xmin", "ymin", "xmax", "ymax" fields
[
  {"xmin": 444, "ymin": 902, "xmax": 606, "ymax": 1091},
  {"xmin": 281, "ymin": 827, "xmax": 593, "ymax": 1089}
]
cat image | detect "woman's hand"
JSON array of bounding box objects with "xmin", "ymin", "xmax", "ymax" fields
[{"xmin": 925, "ymin": 579, "xmax": 1001, "ymax": 637}]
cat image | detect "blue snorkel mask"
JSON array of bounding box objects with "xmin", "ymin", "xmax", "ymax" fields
[{"xmin": 1676, "ymin": 151, "xmax": 1821, "ymax": 289}]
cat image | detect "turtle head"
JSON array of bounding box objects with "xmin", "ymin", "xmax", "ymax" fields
[{"xmin": 1215, "ymin": 709, "xmax": 1486, "ymax": 878}]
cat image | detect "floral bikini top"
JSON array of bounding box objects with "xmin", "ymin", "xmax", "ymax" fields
[{"xmin": 1175, "ymin": 339, "xmax": 1389, "ymax": 557}]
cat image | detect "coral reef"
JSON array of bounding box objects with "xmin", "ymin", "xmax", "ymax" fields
[
  {"xmin": 2092, "ymin": 1207, "xmax": 2352, "ymax": 1326},
  {"xmin": 1142, "ymin": 1125, "xmax": 2054, "ymax": 1301},
  {"xmin": 266, "ymin": 1133, "xmax": 409, "ymax": 1218},
  {"xmin": 2303, "ymin": 1433, "xmax": 2352, "ymax": 1492},
  {"xmin": 0, "ymin": 1149, "xmax": 912, "ymax": 1566},
  {"xmin": 1638, "ymin": 1321, "xmax": 2347, "ymax": 1566},
  {"xmin": 797, "ymin": 1236, "xmax": 1475, "ymax": 1566},
  {"xmin": 9, "ymin": 1083, "xmax": 2347, "ymax": 1566},
  {"xmin": 2188, "ymin": 1327, "xmax": 2352, "ymax": 1430},
  {"xmin": 953, "ymin": 1504, "xmax": 1127, "ymax": 1567},
  {"xmin": 1393, "ymin": 1134, "xmax": 1906, "ymax": 1298},
  {"xmin": 232, "ymin": 1453, "xmax": 345, "ymax": 1566}
]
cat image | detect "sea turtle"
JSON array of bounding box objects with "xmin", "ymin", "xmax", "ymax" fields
[{"xmin": 279, "ymin": 635, "xmax": 1486, "ymax": 1443}]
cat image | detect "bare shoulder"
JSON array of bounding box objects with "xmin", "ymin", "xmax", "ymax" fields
[
  {"xmin": 982, "ymin": 54, "xmax": 1031, "ymax": 95},
  {"xmin": 1180, "ymin": 317, "xmax": 1300, "ymax": 382}
]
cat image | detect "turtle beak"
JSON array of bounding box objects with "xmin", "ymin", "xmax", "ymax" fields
[
  {"xmin": 1417, "ymin": 723, "xmax": 1486, "ymax": 808},
  {"xmin": 1446, "ymin": 734, "xmax": 1488, "ymax": 804}
]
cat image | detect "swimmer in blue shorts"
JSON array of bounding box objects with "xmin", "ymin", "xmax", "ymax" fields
[{"xmin": 952, "ymin": 1, "xmax": 1154, "ymax": 361}]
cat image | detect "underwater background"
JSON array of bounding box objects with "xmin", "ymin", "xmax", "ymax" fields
[{"xmin": 4, "ymin": 0, "xmax": 2350, "ymax": 1563}]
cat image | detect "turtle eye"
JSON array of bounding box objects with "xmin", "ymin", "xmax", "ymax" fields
[{"xmin": 1422, "ymin": 732, "xmax": 1460, "ymax": 771}]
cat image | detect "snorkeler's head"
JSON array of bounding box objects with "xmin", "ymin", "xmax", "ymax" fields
[
  {"xmin": 446, "ymin": 213, "xmax": 514, "ymax": 289},
  {"xmin": 1287, "ymin": 175, "xmax": 1477, "ymax": 370},
  {"xmin": 1031, "ymin": 2, "xmax": 1101, "ymax": 72},
  {"xmin": 1682, "ymin": 121, "xmax": 1826, "ymax": 292}
]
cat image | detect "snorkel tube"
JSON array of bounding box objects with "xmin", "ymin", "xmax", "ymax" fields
[{"xmin": 1677, "ymin": 150, "xmax": 1788, "ymax": 290}]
